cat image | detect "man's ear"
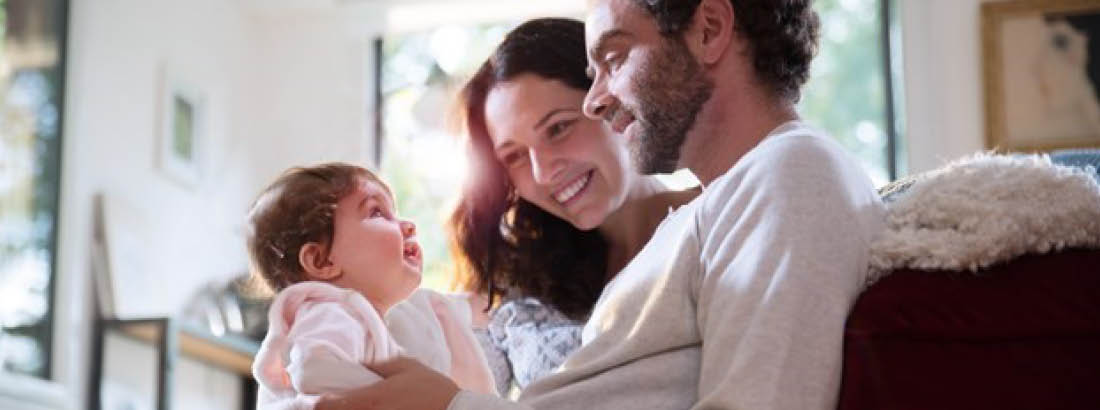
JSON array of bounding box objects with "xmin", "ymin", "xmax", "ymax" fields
[
  {"xmin": 299, "ymin": 242, "xmax": 341, "ymax": 281},
  {"xmin": 692, "ymin": 0, "xmax": 735, "ymax": 65}
]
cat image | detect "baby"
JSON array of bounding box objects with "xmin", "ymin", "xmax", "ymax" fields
[{"xmin": 246, "ymin": 163, "xmax": 494, "ymax": 408}]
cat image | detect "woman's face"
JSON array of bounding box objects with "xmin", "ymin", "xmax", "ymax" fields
[{"xmin": 484, "ymin": 74, "xmax": 635, "ymax": 231}]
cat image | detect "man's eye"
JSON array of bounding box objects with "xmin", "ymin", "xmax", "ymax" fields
[{"xmin": 604, "ymin": 52, "xmax": 622, "ymax": 72}]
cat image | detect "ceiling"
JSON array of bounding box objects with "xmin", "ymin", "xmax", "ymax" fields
[{"xmin": 233, "ymin": 0, "xmax": 586, "ymax": 34}]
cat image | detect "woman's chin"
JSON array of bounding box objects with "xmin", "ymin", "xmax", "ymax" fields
[{"xmin": 567, "ymin": 211, "xmax": 605, "ymax": 231}]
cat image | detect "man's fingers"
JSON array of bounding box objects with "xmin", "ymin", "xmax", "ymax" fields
[{"xmin": 368, "ymin": 355, "xmax": 418, "ymax": 378}]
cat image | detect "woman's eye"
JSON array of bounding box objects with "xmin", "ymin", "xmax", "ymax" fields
[
  {"xmin": 547, "ymin": 120, "xmax": 576, "ymax": 141},
  {"xmin": 501, "ymin": 150, "xmax": 529, "ymax": 168}
]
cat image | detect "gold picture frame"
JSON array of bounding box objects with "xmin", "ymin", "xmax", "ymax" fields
[{"xmin": 983, "ymin": 0, "xmax": 1100, "ymax": 152}]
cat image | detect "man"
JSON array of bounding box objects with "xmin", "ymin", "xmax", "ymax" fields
[{"xmin": 317, "ymin": 0, "xmax": 884, "ymax": 409}]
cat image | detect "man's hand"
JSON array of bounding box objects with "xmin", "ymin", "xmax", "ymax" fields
[{"xmin": 314, "ymin": 357, "xmax": 460, "ymax": 410}]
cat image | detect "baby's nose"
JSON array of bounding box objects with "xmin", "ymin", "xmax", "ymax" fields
[{"xmin": 400, "ymin": 220, "xmax": 417, "ymax": 238}]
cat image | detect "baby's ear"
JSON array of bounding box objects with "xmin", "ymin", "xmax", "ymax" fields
[{"xmin": 299, "ymin": 242, "xmax": 341, "ymax": 281}]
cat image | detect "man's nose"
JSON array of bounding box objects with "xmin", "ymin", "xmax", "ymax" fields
[{"xmin": 583, "ymin": 76, "xmax": 612, "ymax": 120}]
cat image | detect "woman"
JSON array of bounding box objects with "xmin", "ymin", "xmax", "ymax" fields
[
  {"xmin": 447, "ymin": 17, "xmax": 697, "ymax": 395},
  {"xmin": 310, "ymin": 18, "xmax": 697, "ymax": 409}
]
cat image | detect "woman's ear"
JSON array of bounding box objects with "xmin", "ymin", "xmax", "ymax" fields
[{"xmin": 299, "ymin": 242, "xmax": 342, "ymax": 281}]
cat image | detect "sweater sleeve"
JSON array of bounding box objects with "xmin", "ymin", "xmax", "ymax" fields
[
  {"xmin": 691, "ymin": 136, "xmax": 884, "ymax": 410},
  {"xmin": 257, "ymin": 390, "xmax": 321, "ymax": 410},
  {"xmin": 428, "ymin": 292, "xmax": 497, "ymax": 395},
  {"xmin": 285, "ymin": 302, "xmax": 383, "ymax": 394},
  {"xmin": 447, "ymin": 391, "xmax": 533, "ymax": 410}
]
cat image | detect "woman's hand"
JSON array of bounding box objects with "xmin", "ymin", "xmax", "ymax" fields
[{"xmin": 314, "ymin": 357, "xmax": 460, "ymax": 410}]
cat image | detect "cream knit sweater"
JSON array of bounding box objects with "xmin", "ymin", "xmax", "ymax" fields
[{"xmin": 449, "ymin": 122, "xmax": 885, "ymax": 410}]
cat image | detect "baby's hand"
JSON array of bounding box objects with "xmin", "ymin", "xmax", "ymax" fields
[{"xmin": 431, "ymin": 296, "xmax": 496, "ymax": 395}]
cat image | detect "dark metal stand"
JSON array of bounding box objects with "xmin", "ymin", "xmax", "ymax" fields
[{"xmin": 89, "ymin": 317, "xmax": 259, "ymax": 410}]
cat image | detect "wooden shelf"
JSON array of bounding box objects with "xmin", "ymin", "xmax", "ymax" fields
[
  {"xmin": 114, "ymin": 320, "xmax": 259, "ymax": 376},
  {"xmin": 92, "ymin": 317, "xmax": 261, "ymax": 410}
]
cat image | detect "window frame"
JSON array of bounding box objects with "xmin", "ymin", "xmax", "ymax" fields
[{"xmin": 0, "ymin": 0, "xmax": 69, "ymax": 399}]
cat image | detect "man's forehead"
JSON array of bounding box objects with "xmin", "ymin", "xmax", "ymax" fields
[
  {"xmin": 584, "ymin": 0, "xmax": 652, "ymax": 49},
  {"xmin": 584, "ymin": 0, "xmax": 619, "ymax": 42}
]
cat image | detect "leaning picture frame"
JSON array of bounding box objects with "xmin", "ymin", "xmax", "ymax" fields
[
  {"xmin": 158, "ymin": 70, "xmax": 206, "ymax": 187},
  {"xmin": 982, "ymin": 0, "xmax": 1100, "ymax": 152}
]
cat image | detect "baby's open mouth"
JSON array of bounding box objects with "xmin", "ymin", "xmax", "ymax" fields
[{"xmin": 403, "ymin": 241, "xmax": 421, "ymax": 266}]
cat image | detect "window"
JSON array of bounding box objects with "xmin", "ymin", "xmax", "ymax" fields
[
  {"xmin": 0, "ymin": 0, "xmax": 67, "ymax": 380},
  {"xmin": 376, "ymin": 24, "xmax": 513, "ymax": 290},
  {"xmin": 801, "ymin": 0, "xmax": 905, "ymax": 186},
  {"xmin": 374, "ymin": 1, "xmax": 904, "ymax": 288}
]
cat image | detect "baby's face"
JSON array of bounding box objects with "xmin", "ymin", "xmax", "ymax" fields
[{"xmin": 327, "ymin": 178, "xmax": 422, "ymax": 310}]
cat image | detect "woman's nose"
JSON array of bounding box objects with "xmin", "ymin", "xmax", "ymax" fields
[
  {"xmin": 529, "ymin": 148, "xmax": 565, "ymax": 185},
  {"xmin": 399, "ymin": 220, "xmax": 416, "ymax": 238}
]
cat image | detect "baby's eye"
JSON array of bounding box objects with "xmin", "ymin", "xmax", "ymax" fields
[{"xmin": 370, "ymin": 207, "xmax": 385, "ymax": 218}]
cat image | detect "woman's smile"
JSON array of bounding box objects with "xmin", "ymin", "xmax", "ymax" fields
[{"xmin": 553, "ymin": 169, "xmax": 595, "ymax": 205}]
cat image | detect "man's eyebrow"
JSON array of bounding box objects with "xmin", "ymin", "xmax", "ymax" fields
[{"xmin": 588, "ymin": 29, "xmax": 631, "ymax": 64}]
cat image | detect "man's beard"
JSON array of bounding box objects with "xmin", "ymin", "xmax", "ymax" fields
[{"xmin": 626, "ymin": 37, "xmax": 715, "ymax": 174}]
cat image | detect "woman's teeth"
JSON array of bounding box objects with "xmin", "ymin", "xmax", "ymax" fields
[{"xmin": 554, "ymin": 171, "xmax": 591, "ymax": 204}]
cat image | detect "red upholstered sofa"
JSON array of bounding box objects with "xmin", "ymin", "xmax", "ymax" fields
[{"xmin": 839, "ymin": 248, "xmax": 1100, "ymax": 409}]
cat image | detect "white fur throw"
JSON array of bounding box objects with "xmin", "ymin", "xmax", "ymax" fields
[{"xmin": 867, "ymin": 153, "xmax": 1100, "ymax": 282}]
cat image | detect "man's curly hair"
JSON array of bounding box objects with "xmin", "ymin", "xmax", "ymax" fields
[{"xmin": 632, "ymin": 0, "xmax": 820, "ymax": 102}]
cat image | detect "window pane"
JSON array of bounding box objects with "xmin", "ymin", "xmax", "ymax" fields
[
  {"xmin": 0, "ymin": 0, "xmax": 65, "ymax": 380},
  {"xmin": 801, "ymin": 0, "xmax": 893, "ymax": 186},
  {"xmin": 379, "ymin": 24, "xmax": 511, "ymax": 290}
]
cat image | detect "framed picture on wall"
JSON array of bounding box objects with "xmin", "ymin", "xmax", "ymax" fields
[
  {"xmin": 158, "ymin": 71, "xmax": 206, "ymax": 187},
  {"xmin": 983, "ymin": 0, "xmax": 1100, "ymax": 152}
]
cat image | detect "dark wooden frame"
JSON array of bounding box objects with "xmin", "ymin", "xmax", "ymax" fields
[{"xmin": 982, "ymin": 0, "xmax": 1100, "ymax": 152}]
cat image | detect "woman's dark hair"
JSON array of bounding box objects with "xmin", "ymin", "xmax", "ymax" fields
[
  {"xmin": 448, "ymin": 18, "xmax": 609, "ymax": 321},
  {"xmin": 632, "ymin": 0, "xmax": 820, "ymax": 102}
]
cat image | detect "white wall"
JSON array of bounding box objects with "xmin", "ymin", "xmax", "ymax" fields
[
  {"xmin": 900, "ymin": 0, "xmax": 1005, "ymax": 173},
  {"xmin": 45, "ymin": 1, "xmax": 588, "ymax": 408},
  {"xmin": 53, "ymin": 0, "xmax": 268, "ymax": 407}
]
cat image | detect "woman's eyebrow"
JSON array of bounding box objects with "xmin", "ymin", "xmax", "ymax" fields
[{"xmin": 534, "ymin": 108, "xmax": 577, "ymax": 130}]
